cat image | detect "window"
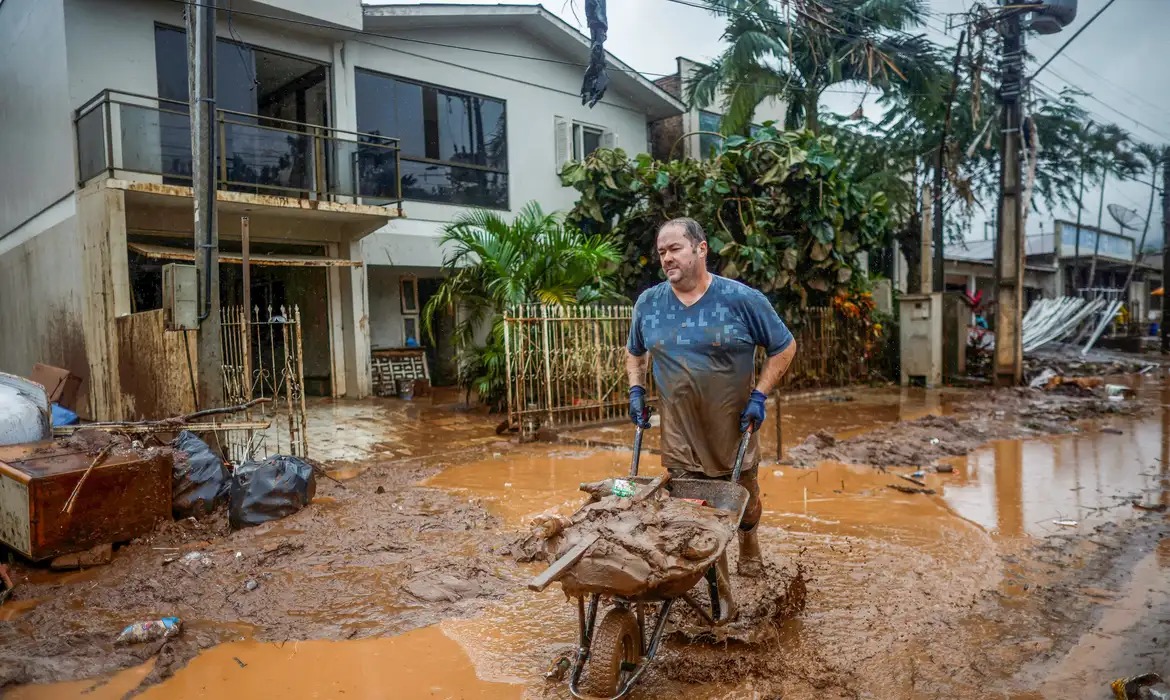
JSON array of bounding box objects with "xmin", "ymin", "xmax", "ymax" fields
[
  {"xmin": 355, "ymin": 69, "xmax": 508, "ymax": 209},
  {"xmin": 573, "ymin": 123, "xmax": 604, "ymax": 160},
  {"xmin": 555, "ymin": 117, "xmax": 616, "ymax": 171},
  {"xmin": 697, "ymin": 110, "xmax": 765, "ymax": 159},
  {"xmin": 400, "ymin": 276, "xmax": 419, "ymax": 314},
  {"xmin": 403, "ymin": 317, "xmax": 420, "ymax": 346}
]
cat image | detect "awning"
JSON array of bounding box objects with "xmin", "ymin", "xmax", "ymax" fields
[{"xmin": 128, "ymin": 242, "xmax": 363, "ymax": 268}]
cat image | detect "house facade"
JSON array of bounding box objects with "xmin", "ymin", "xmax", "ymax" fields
[
  {"xmin": 355, "ymin": 5, "xmax": 683, "ymax": 383},
  {"xmin": 0, "ymin": 0, "xmax": 682, "ymax": 417}
]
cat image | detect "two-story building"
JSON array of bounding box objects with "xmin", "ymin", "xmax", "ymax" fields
[{"xmin": 0, "ymin": 0, "xmax": 683, "ymax": 419}]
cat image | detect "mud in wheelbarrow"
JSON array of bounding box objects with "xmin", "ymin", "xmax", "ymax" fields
[{"xmin": 529, "ymin": 428, "xmax": 754, "ymax": 700}]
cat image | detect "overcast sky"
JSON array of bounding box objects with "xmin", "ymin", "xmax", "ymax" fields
[{"xmin": 376, "ymin": 0, "xmax": 1169, "ymax": 247}]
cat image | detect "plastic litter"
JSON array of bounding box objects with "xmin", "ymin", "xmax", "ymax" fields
[
  {"xmin": 50, "ymin": 403, "xmax": 78, "ymax": 426},
  {"xmin": 171, "ymin": 431, "xmax": 230, "ymax": 519},
  {"xmin": 1112, "ymin": 673, "xmax": 1170, "ymax": 699},
  {"xmin": 1053, "ymin": 519, "xmax": 1078, "ymax": 527},
  {"xmin": 116, "ymin": 617, "xmax": 182, "ymax": 644},
  {"xmin": 228, "ymin": 455, "xmax": 317, "ymax": 529}
]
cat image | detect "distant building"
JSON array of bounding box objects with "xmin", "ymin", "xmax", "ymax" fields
[{"xmin": 648, "ymin": 57, "xmax": 787, "ymax": 161}]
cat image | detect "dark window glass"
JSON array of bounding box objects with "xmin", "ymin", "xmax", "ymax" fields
[
  {"xmin": 698, "ymin": 110, "xmax": 722, "ymax": 159},
  {"xmin": 355, "ymin": 69, "xmax": 508, "ymax": 208},
  {"xmin": 154, "ymin": 25, "xmax": 329, "ymax": 194},
  {"xmin": 400, "ymin": 160, "xmax": 507, "ymax": 209}
]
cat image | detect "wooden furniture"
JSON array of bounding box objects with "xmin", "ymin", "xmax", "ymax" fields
[{"xmin": 0, "ymin": 442, "xmax": 172, "ymax": 561}]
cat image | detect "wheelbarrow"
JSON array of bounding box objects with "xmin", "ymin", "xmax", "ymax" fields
[{"xmin": 527, "ymin": 422, "xmax": 753, "ymax": 700}]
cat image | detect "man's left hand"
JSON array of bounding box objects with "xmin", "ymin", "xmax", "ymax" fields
[{"xmin": 740, "ymin": 389, "xmax": 768, "ymax": 432}]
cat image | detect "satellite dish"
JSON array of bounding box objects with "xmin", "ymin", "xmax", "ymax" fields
[{"xmin": 1107, "ymin": 203, "xmax": 1144, "ymax": 233}]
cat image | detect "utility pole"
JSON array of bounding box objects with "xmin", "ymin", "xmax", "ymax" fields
[
  {"xmin": 993, "ymin": 4, "xmax": 1024, "ymax": 386},
  {"xmin": 188, "ymin": 0, "xmax": 223, "ymax": 407},
  {"xmin": 1161, "ymin": 150, "xmax": 1169, "ymax": 353}
]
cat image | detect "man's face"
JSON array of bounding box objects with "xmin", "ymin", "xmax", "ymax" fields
[{"xmin": 656, "ymin": 225, "xmax": 707, "ymax": 285}]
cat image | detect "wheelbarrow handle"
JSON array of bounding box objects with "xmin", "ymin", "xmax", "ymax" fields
[
  {"xmin": 629, "ymin": 406, "xmax": 653, "ymax": 477},
  {"xmin": 730, "ymin": 428, "xmax": 753, "ymax": 484}
]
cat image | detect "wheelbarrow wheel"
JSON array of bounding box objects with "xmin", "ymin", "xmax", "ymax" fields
[{"xmin": 579, "ymin": 607, "xmax": 642, "ymax": 698}]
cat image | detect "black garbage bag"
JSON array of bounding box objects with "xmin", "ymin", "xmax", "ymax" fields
[
  {"xmin": 171, "ymin": 430, "xmax": 229, "ymax": 519},
  {"xmin": 580, "ymin": 0, "xmax": 609, "ymax": 107},
  {"xmin": 228, "ymin": 455, "xmax": 317, "ymax": 529}
]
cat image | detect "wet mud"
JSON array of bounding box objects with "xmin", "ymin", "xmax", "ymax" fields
[
  {"xmin": 6, "ymin": 383, "xmax": 1170, "ymax": 699},
  {"xmin": 784, "ymin": 387, "xmax": 1146, "ymax": 469},
  {"xmin": 0, "ymin": 447, "xmax": 519, "ymax": 692}
]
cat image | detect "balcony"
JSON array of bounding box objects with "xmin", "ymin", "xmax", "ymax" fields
[{"xmin": 74, "ymin": 90, "xmax": 403, "ymax": 212}]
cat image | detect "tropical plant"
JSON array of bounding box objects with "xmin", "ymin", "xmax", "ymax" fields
[
  {"xmin": 560, "ymin": 127, "xmax": 892, "ymax": 312},
  {"xmin": 686, "ymin": 0, "xmax": 942, "ymax": 134},
  {"xmin": 1083, "ymin": 123, "xmax": 1146, "ymax": 285},
  {"xmin": 1121, "ymin": 143, "xmax": 1166, "ymax": 291},
  {"xmin": 422, "ymin": 202, "xmax": 621, "ymax": 410}
]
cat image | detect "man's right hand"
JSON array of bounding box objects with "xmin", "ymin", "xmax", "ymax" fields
[{"xmin": 629, "ymin": 386, "xmax": 650, "ymax": 428}]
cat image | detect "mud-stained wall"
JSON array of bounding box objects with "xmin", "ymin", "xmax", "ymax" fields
[
  {"xmin": 115, "ymin": 310, "xmax": 197, "ymax": 419},
  {"xmin": 0, "ymin": 218, "xmax": 92, "ymax": 415},
  {"xmin": 0, "ymin": 0, "xmax": 74, "ymax": 239}
]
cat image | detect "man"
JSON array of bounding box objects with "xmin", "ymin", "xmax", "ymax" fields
[{"xmin": 626, "ymin": 217, "xmax": 797, "ymax": 580}]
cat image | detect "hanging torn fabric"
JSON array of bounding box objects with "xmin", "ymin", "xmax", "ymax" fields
[{"xmin": 580, "ymin": 0, "xmax": 610, "ymax": 107}]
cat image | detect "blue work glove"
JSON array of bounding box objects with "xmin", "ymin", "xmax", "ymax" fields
[
  {"xmin": 629, "ymin": 386, "xmax": 650, "ymax": 428},
  {"xmin": 740, "ymin": 389, "xmax": 768, "ymax": 432}
]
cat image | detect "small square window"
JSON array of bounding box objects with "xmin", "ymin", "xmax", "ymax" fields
[{"xmin": 572, "ymin": 123, "xmax": 604, "ymax": 160}]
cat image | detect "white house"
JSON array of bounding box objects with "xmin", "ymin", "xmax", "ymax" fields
[
  {"xmin": 0, "ymin": 0, "xmax": 683, "ymax": 418},
  {"xmin": 354, "ymin": 4, "xmax": 683, "ymax": 380}
]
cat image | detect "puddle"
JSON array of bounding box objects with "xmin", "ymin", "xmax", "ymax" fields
[
  {"xmin": 424, "ymin": 446, "xmax": 643, "ymax": 526},
  {"xmin": 10, "ymin": 625, "xmax": 520, "ymax": 700},
  {"xmin": 943, "ymin": 414, "xmax": 1170, "ymax": 538},
  {"xmin": 565, "ymin": 386, "xmax": 961, "ymax": 461}
]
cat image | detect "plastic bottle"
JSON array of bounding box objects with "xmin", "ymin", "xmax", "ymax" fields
[{"xmin": 115, "ymin": 617, "xmax": 182, "ymax": 644}]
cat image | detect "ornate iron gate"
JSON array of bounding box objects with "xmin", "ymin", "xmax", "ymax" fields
[
  {"xmin": 504, "ymin": 304, "xmax": 651, "ymax": 436},
  {"xmin": 220, "ymin": 305, "xmax": 308, "ymax": 461}
]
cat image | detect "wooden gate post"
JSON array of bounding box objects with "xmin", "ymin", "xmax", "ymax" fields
[{"xmin": 540, "ymin": 304, "xmax": 555, "ymax": 428}]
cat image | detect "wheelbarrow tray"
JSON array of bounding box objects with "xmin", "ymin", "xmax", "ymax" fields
[{"xmin": 557, "ymin": 477, "xmax": 749, "ymax": 602}]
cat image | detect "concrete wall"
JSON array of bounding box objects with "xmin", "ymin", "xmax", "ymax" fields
[
  {"xmin": 0, "ymin": 216, "xmax": 90, "ymax": 397},
  {"xmin": 242, "ymin": 0, "xmax": 363, "ymax": 31},
  {"xmin": 350, "ymin": 25, "xmax": 658, "ymax": 268},
  {"xmin": 0, "ymin": 0, "xmax": 75, "ymax": 242},
  {"xmin": 61, "ymin": 0, "xmax": 336, "ymax": 113},
  {"xmin": 367, "ymin": 266, "xmax": 445, "ymax": 349}
]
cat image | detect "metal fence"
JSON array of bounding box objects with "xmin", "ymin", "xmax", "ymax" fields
[
  {"xmin": 73, "ymin": 89, "xmax": 403, "ymax": 209},
  {"xmin": 504, "ymin": 304, "xmax": 879, "ymax": 435},
  {"xmin": 220, "ymin": 305, "xmax": 309, "ymax": 461}
]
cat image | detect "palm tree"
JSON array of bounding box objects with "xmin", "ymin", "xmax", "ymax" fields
[
  {"xmin": 687, "ymin": 0, "xmax": 942, "ymax": 134},
  {"xmin": 1121, "ymin": 143, "xmax": 1166, "ymax": 293},
  {"xmin": 1085, "ymin": 124, "xmax": 1145, "ymax": 288},
  {"xmin": 422, "ymin": 202, "xmax": 621, "ymax": 408}
]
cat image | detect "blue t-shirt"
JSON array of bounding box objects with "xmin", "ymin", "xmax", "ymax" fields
[{"xmin": 627, "ymin": 275, "xmax": 792, "ymax": 476}]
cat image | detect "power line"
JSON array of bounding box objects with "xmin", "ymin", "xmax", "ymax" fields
[
  {"xmin": 1033, "ymin": 78, "xmax": 1170, "ymax": 143},
  {"xmin": 1028, "ymin": 0, "xmax": 1117, "ymax": 81},
  {"xmin": 1029, "ymin": 36, "xmax": 1170, "ymax": 117}
]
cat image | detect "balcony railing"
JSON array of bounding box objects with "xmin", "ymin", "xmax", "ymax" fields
[{"xmin": 74, "ymin": 90, "xmax": 403, "ymax": 211}]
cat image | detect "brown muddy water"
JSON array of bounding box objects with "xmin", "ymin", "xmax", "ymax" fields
[{"xmin": 12, "ymin": 385, "xmax": 1170, "ymax": 699}]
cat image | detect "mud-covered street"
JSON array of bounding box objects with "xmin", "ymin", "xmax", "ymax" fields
[{"xmin": 3, "ymin": 378, "xmax": 1170, "ymax": 699}]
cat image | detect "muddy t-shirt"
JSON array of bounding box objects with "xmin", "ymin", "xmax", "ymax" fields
[{"xmin": 628, "ymin": 276, "xmax": 792, "ymax": 477}]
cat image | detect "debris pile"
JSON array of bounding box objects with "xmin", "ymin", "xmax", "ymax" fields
[{"xmin": 517, "ymin": 485, "xmax": 739, "ymax": 599}]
